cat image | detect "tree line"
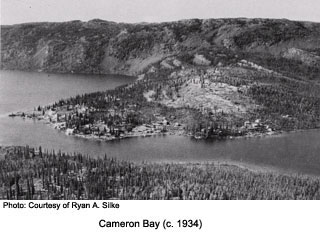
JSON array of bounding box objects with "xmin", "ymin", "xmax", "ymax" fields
[{"xmin": 1, "ymin": 146, "xmax": 320, "ymax": 200}]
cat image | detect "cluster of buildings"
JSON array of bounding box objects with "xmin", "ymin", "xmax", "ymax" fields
[
  {"xmin": 28, "ymin": 103, "xmax": 184, "ymax": 141},
  {"xmin": 241, "ymin": 119, "xmax": 273, "ymax": 133}
]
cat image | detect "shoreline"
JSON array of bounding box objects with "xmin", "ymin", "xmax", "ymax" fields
[
  {"xmin": 2, "ymin": 145, "xmax": 320, "ymax": 200},
  {"xmin": 130, "ymin": 157, "xmax": 320, "ymax": 179},
  {"xmin": 5, "ymin": 110, "xmax": 320, "ymax": 152},
  {"xmin": 0, "ymin": 68, "xmax": 136, "ymax": 79},
  {"xmin": 0, "ymin": 145, "xmax": 318, "ymax": 179},
  {"xmin": 8, "ymin": 110, "xmax": 283, "ymax": 142}
]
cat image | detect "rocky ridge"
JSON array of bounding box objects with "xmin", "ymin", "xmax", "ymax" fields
[{"xmin": 1, "ymin": 18, "xmax": 320, "ymax": 76}]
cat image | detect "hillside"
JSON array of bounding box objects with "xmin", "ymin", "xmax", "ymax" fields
[
  {"xmin": 2, "ymin": 18, "xmax": 320, "ymax": 138},
  {"xmin": 2, "ymin": 146, "xmax": 320, "ymax": 200},
  {"xmin": 1, "ymin": 18, "xmax": 320, "ymax": 76}
]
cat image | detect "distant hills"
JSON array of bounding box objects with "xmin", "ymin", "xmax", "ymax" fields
[{"xmin": 1, "ymin": 18, "xmax": 320, "ymax": 76}]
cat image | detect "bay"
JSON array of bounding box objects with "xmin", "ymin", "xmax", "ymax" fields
[{"xmin": 1, "ymin": 70, "xmax": 320, "ymax": 176}]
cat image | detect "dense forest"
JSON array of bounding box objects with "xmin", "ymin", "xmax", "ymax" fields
[{"xmin": 1, "ymin": 146, "xmax": 320, "ymax": 200}]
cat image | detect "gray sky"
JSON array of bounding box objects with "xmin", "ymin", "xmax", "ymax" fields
[{"xmin": 1, "ymin": 0, "xmax": 320, "ymax": 25}]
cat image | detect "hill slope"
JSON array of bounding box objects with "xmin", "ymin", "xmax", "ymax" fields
[
  {"xmin": 1, "ymin": 18, "xmax": 320, "ymax": 76},
  {"xmin": 1, "ymin": 18, "xmax": 320, "ymax": 138}
]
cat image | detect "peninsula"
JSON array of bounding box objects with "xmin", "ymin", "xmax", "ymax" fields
[{"xmin": 2, "ymin": 18, "xmax": 320, "ymax": 140}]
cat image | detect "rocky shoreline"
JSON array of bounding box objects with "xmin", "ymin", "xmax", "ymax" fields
[{"xmin": 9, "ymin": 107, "xmax": 276, "ymax": 142}]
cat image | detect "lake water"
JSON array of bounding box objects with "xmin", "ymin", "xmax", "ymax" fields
[{"xmin": 1, "ymin": 70, "xmax": 320, "ymax": 176}]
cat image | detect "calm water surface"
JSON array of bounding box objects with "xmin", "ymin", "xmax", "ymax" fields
[
  {"xmin": 0, "ymin": 70, "xmax": 133, "ymax": 115},
  {"xmin": 1, "ymin": 70, "xmax": 320, "ymax": 176}
]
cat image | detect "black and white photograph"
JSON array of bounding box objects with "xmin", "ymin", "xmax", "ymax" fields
[
  {"xmin": 1, "ymin": 0, "xmax": 320, "ymax": 200},
  {"xmin": 0, "ymin": 0, "xmax": 320, "ymax": 241},
  {"xmin": 0, "ymin": 0, "xmax": 320, "ymax": 239}
]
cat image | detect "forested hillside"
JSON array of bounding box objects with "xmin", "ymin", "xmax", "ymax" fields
[
  {"xmin": 1, "ymin": 146, "xmax": 320, "ymax": 200},
  {"xmin": 2, "ymin": 18, "xmax": 320, "ymax": 136}
]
